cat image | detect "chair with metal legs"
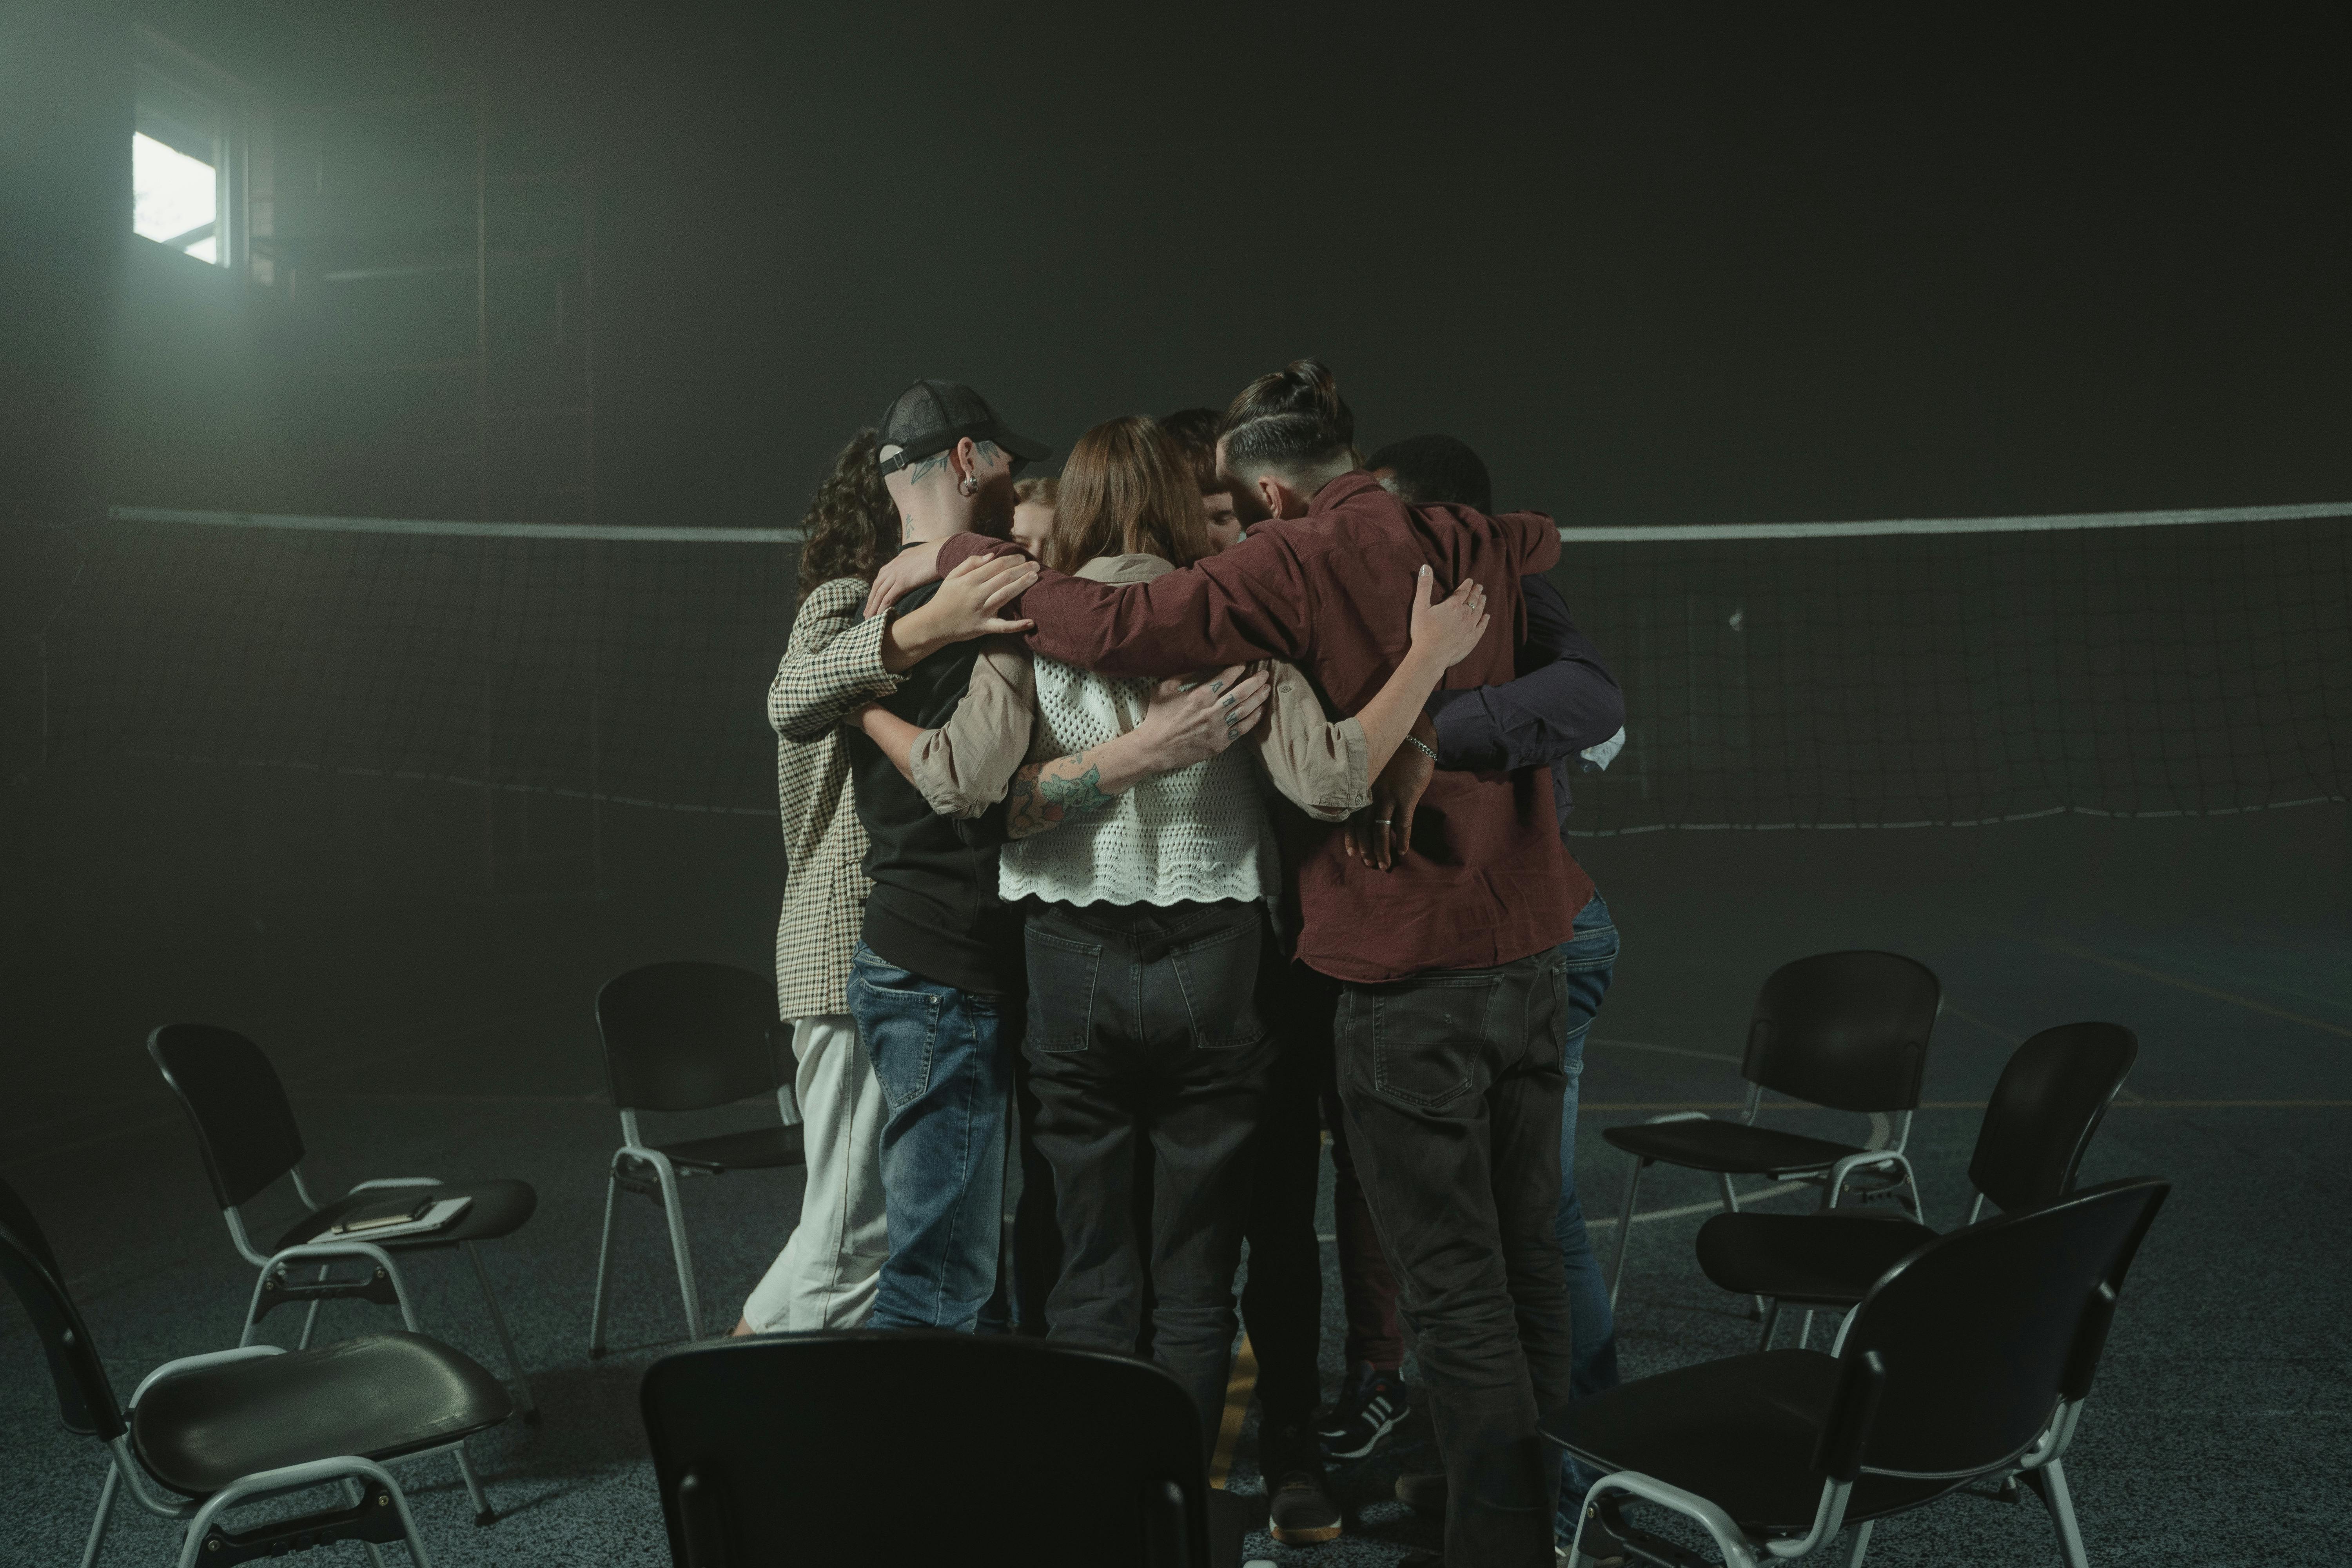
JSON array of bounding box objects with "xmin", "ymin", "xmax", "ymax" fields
[
  {"xmin": 1697, "ymin": 1021, "xmax": 2139, "ymax": 1353},
  {"xmin": 586, "ymin": 961, "xmax": 804, "ymax": 1355},
  {"xmin": 1602, "ymin": 951, "xmax": 1942, "ymax": 1312},
  {"xmin": 1549, "ymin": 1176, "xmax": 2171, "ymax": 1568},
  {"xmin": 2, "ymin": 1175, "xmax": 512, "ymax": 1568},
  {"xmin": 146, "ymin": 1024, "xmax": 541, "ymax": 1473}
]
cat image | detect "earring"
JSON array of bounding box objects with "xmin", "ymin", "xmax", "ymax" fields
[{"xmin": 958, "ymin": 475, "xmax": 980, "ymax": 496}]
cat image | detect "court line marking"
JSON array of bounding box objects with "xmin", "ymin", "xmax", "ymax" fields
[
  {"xmin": 1585, "ymin": 1182, "xmax": 1812, "ymax": 1231},
  {"xmin": 2071, "ymin": 940, "xmax": 2352, "ymax": 1021},
  {"xmin": 105, "ymin": 497, "xmax": 2352, "ymax": 544},
  {"xmin": 1587, "ymin": 1036, "xmax": 1741, "ymax": 1063},
  {"xmin": 294, "ymin": 1089, "xmax": 605, "ymax": 1105},
  {"xmin": 1581, "ymin": 1099, "xmax": 2352, "ymax": 1111},
  {"xmin": 2033, "ymin": 935, "xmax": 2352, "ymax": 1042},
  {"xmin": 1939, "ymin": 1001, "xmax": 2025, "ymax": 1044},
  {"xmin": 1209, "ymin": 1332, "xmax": 1257, "ymax": 1490}
]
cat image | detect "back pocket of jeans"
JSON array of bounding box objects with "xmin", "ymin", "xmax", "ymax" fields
[
  {"xmin": 1169, "ymin": 916, "xmax": 1267, "ymax": 1049},
  {"xmin": 1025, "ymin": 927, "xmax": 1102, "ymax": 1052},
  {"xmin": 1368, "ymin": 976, "xmax": 1499, "ymax": 1109},
  {"xmin": 849, "ymin": 954, "xmax": 942, "ymax": 1109}
]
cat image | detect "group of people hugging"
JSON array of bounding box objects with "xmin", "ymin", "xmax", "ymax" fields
[{"xmin": 736, "ymin": 358, "xmax": 1627, "ymax": 1568}]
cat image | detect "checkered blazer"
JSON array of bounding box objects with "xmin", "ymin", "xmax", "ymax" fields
[{"xmin": 769, "ymin": 576, "xmax": 900, "ymax": 1021}]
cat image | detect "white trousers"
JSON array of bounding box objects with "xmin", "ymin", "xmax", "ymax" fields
[{"xmin": 741, "ymin": 1014, "xmax": 889, "ymax": 1332}]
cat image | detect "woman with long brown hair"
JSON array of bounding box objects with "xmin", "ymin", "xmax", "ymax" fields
[
  {"xmin": 854, "ymin": 413, "xmax": 1492, "ymax": 1465},
  {"xmin": 734, "ymin": 428, "xmax": 1036, "ymax": 1336}
]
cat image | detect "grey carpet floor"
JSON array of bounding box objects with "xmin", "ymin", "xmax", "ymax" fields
[{"xmin": 5, "ymin": 907, "xmax": 2350, "ymax": 1565}]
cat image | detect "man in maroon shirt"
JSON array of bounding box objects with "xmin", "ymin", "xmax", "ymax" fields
[{"xmin": 878, "ymin": 361, "xmax": 1587, "ymax": 1567}]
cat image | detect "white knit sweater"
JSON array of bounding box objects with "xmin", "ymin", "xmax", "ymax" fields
[{"xmin": 998, "ymin": 654, "xmax": 1280, "ymax": 908}]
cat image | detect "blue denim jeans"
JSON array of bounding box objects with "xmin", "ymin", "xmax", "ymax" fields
[
  {"xmin": 1556, "ymin": 891, "xmax": 1621, "ymax": 1533},
  {"xmin": 848, "ymin": 943, "xmax": 1020, "ymax": 1333}
]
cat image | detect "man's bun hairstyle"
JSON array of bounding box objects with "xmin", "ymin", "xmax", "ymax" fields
[{"xmin": 1220, "ymin": 357, "xmax": 1356, "ymax": 478}]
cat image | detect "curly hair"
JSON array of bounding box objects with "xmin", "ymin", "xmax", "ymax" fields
[{"xmin": 794, "ymin": 428, "xmax": 902, "ymax": 605}]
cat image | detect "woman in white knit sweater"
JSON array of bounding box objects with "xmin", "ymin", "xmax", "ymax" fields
[{"xmin": 855, "ymin": 415, "xmax": 1489, "ymax": 1452}]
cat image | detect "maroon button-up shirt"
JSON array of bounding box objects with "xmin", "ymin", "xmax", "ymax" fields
[{"xmin": 937, "ymin": 471, "xmax": 1592, "ymax": 982}]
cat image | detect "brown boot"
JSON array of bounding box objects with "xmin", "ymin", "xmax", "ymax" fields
[{"xmin": 1261, "ymin": 1423, "xmax": 1342, "ymax": 1545}]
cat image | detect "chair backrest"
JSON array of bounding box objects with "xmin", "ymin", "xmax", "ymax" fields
[
  {"xmin": 595, "ymin": 962, "xmax": 784, "ymax": 1114},
  {"xmin": 1742, "ymin": 951, "xmax": 1940, "ymax": 1112},
  {"xmin": 148, "ymin": 1024, "xmax": 307, "ymax": 1210},
  {"xmin": 0, "ymin": 1176, "xmax": 127, "ymax": 1441},
  {"xmin": 640, "ymin": 1333, "xmax": 1208, "ymax": 1567},
  {"xmin": 1970, "ymin": 1022, "xmax": 2138, "ymax": 1214},
  {"xmin": 1825, "ymin": 1176, "xmax": 2169, "ymax": 1484}
]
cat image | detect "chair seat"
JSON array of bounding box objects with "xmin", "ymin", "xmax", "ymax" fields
[
  {"xmin": 648, "ymin": 1123, "xmax": 806, "ymax": 1172},
  {"xmin": 273, "ymin": 1179, "xmax": 538, "ymax": 1254},
  {"xmin": 1602, "ymin": 1117, "xmax": 1871, "ymax": 1175},
  {"xmin": 132, "ymin": 1331, "xmax": 512, "ymax": 1497},
  {"xmin": 1544, "ymin": 1350, "xmax": 1965, "ymax": 1534},
  {"xmin": 1696, "ymin": 1210, "xmax": 1940, "ymax": 1305}
]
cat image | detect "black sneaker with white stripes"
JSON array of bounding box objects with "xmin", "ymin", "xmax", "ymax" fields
[{"xmin": 1316, "ymin": 1361, "xmax": 1410, "ymax": 1461}]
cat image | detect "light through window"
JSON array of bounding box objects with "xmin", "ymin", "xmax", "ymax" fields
[{"xmin": 132, "ymin": 130, "xmax": 219, "ymax": 258}]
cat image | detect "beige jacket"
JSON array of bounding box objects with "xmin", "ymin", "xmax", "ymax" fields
[
  {"xmin": 766, "ymin": 576, "xmax": 898, "ymax": 1020},
  {"xmin": 908, "ymin": 553, "xmax": 1370, "ymax": 824}
]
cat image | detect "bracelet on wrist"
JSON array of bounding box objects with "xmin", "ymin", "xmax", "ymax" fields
[{"xmin": 1404, "ymin": 735, "xmax": 1438, "ymax": 763}]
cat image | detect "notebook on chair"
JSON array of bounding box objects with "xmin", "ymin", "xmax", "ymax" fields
[{"xmin": 312, "ymin": 1194, "xmax": 472, "ymax": 1244}]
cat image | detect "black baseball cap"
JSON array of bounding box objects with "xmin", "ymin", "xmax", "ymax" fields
[{"xmin": 875, "ymin": 379, "xmax": 1051, "ymax": 477}]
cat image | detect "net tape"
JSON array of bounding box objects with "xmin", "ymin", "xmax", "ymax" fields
[{"xmin": 26, "ymin": 500, "xmax": 2352, "ymax": 835}]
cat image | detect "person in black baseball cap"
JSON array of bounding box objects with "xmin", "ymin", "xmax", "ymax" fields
[
  {"xmin": 841, "ymin": 378, "xmax": 1060, "ymax": 1338},
  {"xmin": 875, "ymin": 379, "xmax": 1051, "ymax": 544}
]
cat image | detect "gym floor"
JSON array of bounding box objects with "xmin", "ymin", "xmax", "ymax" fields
[{"xmin": 4, "ymin": 810, "xmax": 2349, "ymax": 1565}]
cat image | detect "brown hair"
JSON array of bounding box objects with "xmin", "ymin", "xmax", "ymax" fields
[
  {"xmin": 1014, "ymin": 474, "xmax": 1060, "ymax": 508},
  {"xmin": 794, "ymin": 428, "xmax": 902, "ymax": 605},
  {"xmin": 1047, "ymin": 416, "xmax": 1213, "ymax": 575},
  {"xmin": 1156, "ymin": 407, "xmax": 1224, "ymax": 496}
]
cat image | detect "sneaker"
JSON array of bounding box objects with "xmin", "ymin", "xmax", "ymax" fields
[
  {"xmin": 1394, "ymin": 1469, "xmax": 1447, "ymax": 1517},
  {"xmin": 1261, "ymin": 1424, "xmax": 1343, "ymax": 1545},
  {"xmin": 1315, "ymin": 1361, "xmax": 1410, "ymax": 1461}
]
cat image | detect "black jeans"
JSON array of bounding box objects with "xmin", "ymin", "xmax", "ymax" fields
[
  {"xmin": 1335, "ymin": 947, "xmax": 1574, "ymax": 1568},
  {"xmin": 1022, "ymin": 898, "xmax": 1280, "ymax": 1458},
  {"xmin": 1240, "ymin": 960, "xmax": 1340, "ymax": 1432}
]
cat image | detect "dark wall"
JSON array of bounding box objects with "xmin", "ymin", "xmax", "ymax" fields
[
  {"xmin": 4, "ymin": 3, "xmax": 2349, "ymax": 1095},
  {"xmin": 8, "ymin": 4, "xmax": 2351, "ymax": 529},
  {"xmin": 591, "ymin": 5, "xmax": 2352, "ymax": 526}
]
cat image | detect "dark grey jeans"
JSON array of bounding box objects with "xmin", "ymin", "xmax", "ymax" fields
[
  {"xmin": 1021, "ymin": 897, "xmax": 1278, "ymax": 1459},
  {"xmin": 1335, "ymin": 946, "xmax": 1574, "ymax": 1568}
]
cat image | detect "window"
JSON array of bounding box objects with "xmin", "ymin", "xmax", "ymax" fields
[
  {"xmin": 133, "ymin": 128, "xmax": 219, "ymax": 261},
  {"xmin": 132, "ymin": 30, "xmax": 268, "ymax": 276}
]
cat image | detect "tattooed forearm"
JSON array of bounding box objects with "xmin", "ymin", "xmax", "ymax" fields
[
  {"xmin": 1041, "ymin": 764, "xmax": 1113, "ymax": 813},
  {"xmin": 1007, "ymin": 751, "xmax": 1121, "ymax": 839}
]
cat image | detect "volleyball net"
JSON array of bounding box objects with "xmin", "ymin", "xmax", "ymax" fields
[{"xmin": 20, "ymin": 499, "xmax": 2352, "ymax": 835}]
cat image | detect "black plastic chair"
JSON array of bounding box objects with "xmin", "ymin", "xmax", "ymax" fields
[
  {"xmin": 147, "ymin": 1024, "xmax": 540, "ymax": 1446},
  {"xmin": 587, "ymin": 962, "xmax": 805, "ymax": 1353},
  {"xmin": 1550, "ymin": 1175, "xmax": 2169, "ymax": 1568},
  {"xmin": 1603, "ymin": 951, "xmax": 1942, "ymax": 1309},
  {"xmin": 1697, "ymin": 1021, "xmax": 2138, "ymax": 1351},
  {"xmin": 640, "ymin": 1333, "xmax": 1209, "ymax": 1567},
  {"xmin": 0, "ymin": 1175, "xmax": 511, "ymax": 1568}
]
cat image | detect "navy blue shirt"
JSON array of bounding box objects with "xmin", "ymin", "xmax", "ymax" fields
[{"xmin": 1427, "ymin": 575, "xmax": 1623, "ymax": 835}]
